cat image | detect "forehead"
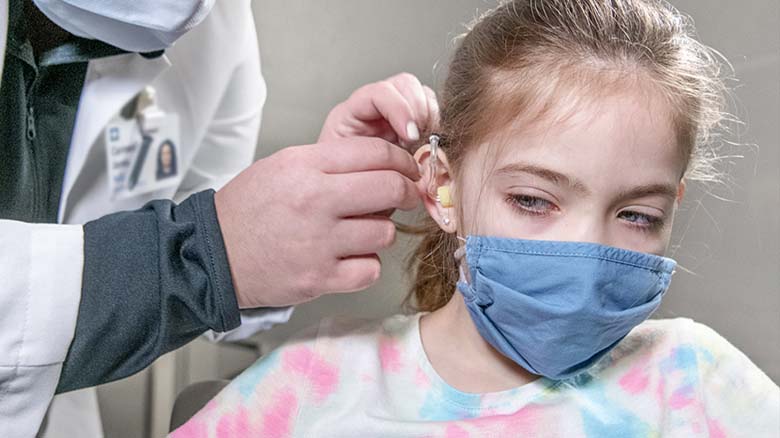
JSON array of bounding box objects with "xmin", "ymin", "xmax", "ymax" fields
[{"xmin": 477, "ymin": 89, "xmax": 685, "ymax": 186}]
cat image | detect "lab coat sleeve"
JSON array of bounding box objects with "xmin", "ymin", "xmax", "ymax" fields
[
  {"xmin": 56, "ymin": 189, "xmax": 241, "ymax": 393},
  {"xmin": 0, "ymin": 221, "xmax": 83, "ymax": 438}
]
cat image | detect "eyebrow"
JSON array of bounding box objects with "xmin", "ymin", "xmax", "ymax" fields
[
  {"xmin": 495, "ymin": 162, "xmax": 679, "ymax": 201},
  {"xmin": 613, "ymin": 183, "xmax": 679, "ymax": 203},
  {"xmin": 495, "ymin": 163, "xmax": 590, "ymax": 195}
]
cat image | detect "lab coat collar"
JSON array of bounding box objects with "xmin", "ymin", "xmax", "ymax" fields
[{"xmin": 58, "ymin": 52, "xmax": 171, "ymax": 222}]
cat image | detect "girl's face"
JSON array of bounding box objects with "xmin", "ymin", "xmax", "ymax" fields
[{"xmin": 436, "ymin": 90, "xmax": 686, "ymax": 256}]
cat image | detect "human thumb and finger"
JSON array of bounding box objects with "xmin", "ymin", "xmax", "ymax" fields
[
  {"xmin": 319, "ymin": 72, "xmax": 440, "ymax": 218},
  {"xmin": 318, "ymin": 72, "xmax": 440, "ymax": 152},
  {"xmin": 216, "ymin": 74, "xmax": 439, "ymax": 309}
]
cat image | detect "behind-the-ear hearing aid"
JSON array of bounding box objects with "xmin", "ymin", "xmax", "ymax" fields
[{"xmin": 427, "ymin": 134, "xmax": 441, "ymax": 199}]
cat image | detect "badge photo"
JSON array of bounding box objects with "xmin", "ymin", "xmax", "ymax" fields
[{"xmin": 104, "ymin": 87, "xmax": 181, "ymax": 200}]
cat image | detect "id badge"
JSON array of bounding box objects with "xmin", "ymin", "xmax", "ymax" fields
[{"xmin": 105, "ymin": 91, "xmax": 181, "ymax": 200}]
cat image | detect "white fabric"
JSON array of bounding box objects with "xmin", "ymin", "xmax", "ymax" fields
[
  {"xmin": 43, "ymin": 2, "xmax": 291, "ymax": 436},
  {"xmin": 39, "ymin": 388, "xmax": 103, "ymax": 438},
  {"xmin": 201, "ymin": 307, "xmax": 296, "ymax": 343},
  {"xmin": 31, "ymin": 0, "xmax": 215, "ymax": 52},
  {"xmin": 171, "ymin": 315, "xmax": 780, "ymax": 437},
  {"xmin": 0, "ymin": 221, "xmax": 83, "ymax": 438},
  {"xmin": 58, "ymin": 0, "xmax": 266, "ymax": 226}
]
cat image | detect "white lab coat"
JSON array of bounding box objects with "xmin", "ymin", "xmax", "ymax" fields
[{"xmin": 0, "ymin": 1, "xmax": 290, "ymax": 436}]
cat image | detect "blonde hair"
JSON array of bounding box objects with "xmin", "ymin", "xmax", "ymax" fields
[{"xmin": 406, "ymin": 0, "xmax": 731, "ymax": 312}]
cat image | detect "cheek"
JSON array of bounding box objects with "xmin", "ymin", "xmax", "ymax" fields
[
  {"xmin": 459, "ymin": 188, "xmax": 552, "ymax": 238},
  {"xmin": 612, "ymin": 227, "xmax": 673, "ymax": 256},
  {"xmin": 455, "ymin": 183, "xmax": 507, "ymax": 235}
]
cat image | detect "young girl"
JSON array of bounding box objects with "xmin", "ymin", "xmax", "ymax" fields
[{"xmin": 171, "ymin": 1, "xmax": 780, "ymax": 436}]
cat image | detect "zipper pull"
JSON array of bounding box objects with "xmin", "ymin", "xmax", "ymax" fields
[{"xmin": 26, "ymin": 106, "xmax": 36, "ymax": 141}]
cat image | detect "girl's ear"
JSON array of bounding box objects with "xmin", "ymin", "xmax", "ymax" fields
[{"xmin": 414, "ymin": 145, "xmax": 457, "ymax": 233}]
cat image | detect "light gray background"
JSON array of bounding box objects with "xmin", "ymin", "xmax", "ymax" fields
[{"xmin": 100, "ymin": 1, "xmax": 779, "ymax": 436}]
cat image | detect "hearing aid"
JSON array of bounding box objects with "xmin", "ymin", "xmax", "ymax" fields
[{"xmin": 427, "ymin": 134, "xmax": 441, "ymax": 199}]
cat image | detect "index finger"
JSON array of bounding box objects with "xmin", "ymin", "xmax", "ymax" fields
[{"xmin": 312, "ymin": 137, "xmax": 421, "ymax": 181}]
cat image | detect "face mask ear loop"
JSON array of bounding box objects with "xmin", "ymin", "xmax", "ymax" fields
[{"xmin": 454, "ymin": 235, "xmax": 471, "ymax": 283}]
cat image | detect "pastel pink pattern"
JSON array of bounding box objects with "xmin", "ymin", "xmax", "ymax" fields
[
  {"xmin": 166, "ymin": 316, "xmax": 779, "ymax": 438},
  {"xmin": 379, "ymin": 336, "xmax": 402, "ymax": 373},
  {"xmin": 455, "ymin": 404, "xmax": 544, "ymax": 436},
  {"xmin": 444, "ymin": 424, "xmax": 469, "ymax": 438},
  {"xmin": 170, "ymin": 418, "xmax": 208, "ymax": 438},
  {"xmin": 707, "ymin": 419, "xmax": 727, "ymax": 438},
  {"xmin": 216, "ymin": 407, "xmax": 250, "ymax": 438},
  {"xmin": 260, "ymin": 389, "xmax": 298, "ymax": 438},
  {"xmin": 283, "ymin": 346, "xmax": 339, "ymax": 402},
  {"xmin": 619, "ymin": 364, "xmax": 650, "ymax": 394},
  {"xmin": 669, "ymin": 386, "xmax": 695, "ymax": 410},
  {"xmin": 415, "ymin": 367, "xmax": 431, "ymax": 388}
]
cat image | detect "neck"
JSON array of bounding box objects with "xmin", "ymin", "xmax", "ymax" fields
[{"xmin": 419, "ymin": 291, "xmax": 539, "ymax": 393}]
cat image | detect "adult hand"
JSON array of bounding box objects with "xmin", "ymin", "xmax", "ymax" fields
[
  {"xmin": 215, "ymin": 137, "xmax": 421, "ymax": 309},
  {"xmin": 318, "ymin": 73, "xmax": 440, "ymax": 151}
]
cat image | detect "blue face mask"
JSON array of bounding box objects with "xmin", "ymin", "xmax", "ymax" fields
[{"xmin": 456, "ymin": 235, "xmax": 676, "ymax": 380}]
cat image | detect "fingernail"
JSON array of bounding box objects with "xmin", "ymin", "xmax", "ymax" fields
[{"xmin": 406, "ymin": 122, "xmax": 420, "ymax": 142}]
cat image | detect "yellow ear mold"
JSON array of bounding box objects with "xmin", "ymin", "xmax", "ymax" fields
[{"xmin": 437, "ymin": 186, "xmax": 453, "ymax": 208}]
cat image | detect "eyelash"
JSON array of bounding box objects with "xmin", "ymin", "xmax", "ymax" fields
[
  {"xmin": 507, "ymin": 194, "xmax": 557, "ymax": 216},
  {"xmin": 617, "ymin": 210, "xmax": 665, "ymax": 233},
  {"xmin": 506, "ymin": 194, "xmax": 665, "ymax": 232}
]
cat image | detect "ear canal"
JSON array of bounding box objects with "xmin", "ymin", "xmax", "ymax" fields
[{"xmin": 437, "ymin": 186, "xmax": 453, "ymax": 208}]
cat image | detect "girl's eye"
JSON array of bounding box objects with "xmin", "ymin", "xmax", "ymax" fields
[
  {"xmin": 507, "ymin": 194, "xmax": 558, "ymax": 216},
  {"xmin": 618, "ymin": 210, "xmax": 664, "ymax": 231}
]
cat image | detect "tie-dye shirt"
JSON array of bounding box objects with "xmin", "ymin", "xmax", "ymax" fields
[{"xmin": 171, "ymin": 314, "xmax": 780, "ymax": 438}]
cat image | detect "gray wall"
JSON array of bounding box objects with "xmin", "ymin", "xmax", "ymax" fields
[
  {"xmin": 251, "ymin": 0, "xmax": 780, "ymax": 383},
  {"xmin": 652, "ymin": 1, "xmax": 780, "ymax": 383}
]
